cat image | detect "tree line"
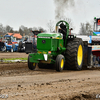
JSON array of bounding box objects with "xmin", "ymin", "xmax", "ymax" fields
[
  {"xmin": 79, "ymin": 21, "xmax": 93, "ymax": 35},
  {"xmin": 0, "ymin": 24, "xmax": 46, "ymax": 36},
  {"xmin": 0, "ymin": 19, "xmax": 94, "ymax": 36}
]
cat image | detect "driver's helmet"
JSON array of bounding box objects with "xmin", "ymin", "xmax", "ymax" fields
[{"xmin": 60, "ymin": 23, "xmax": 66, "ymax": 29}]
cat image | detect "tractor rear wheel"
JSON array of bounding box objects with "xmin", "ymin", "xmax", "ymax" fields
[
  {"xmin": 55, "ymin": 54, "xmax": 65, "ymax": 72},
  {"xmin": 65, "ymin": 38, "xmax": 83, "ymax": 70},
  {"xmin": 28, "ymin": 56, "xmax": 36, "ymax": 70}
]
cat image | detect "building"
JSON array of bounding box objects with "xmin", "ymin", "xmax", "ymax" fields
[{"xmin": 5, "ymin": 33, "xmax": 22, "ymax": 40}]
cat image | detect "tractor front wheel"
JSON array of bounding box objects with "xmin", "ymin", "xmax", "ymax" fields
[
  {"xmin": 55, "ymin": 54, "xmax": 65, "ymax": 72},
  {"xmin": 28, "ymin": 56, "xmax": 36, "ymax": 70}
]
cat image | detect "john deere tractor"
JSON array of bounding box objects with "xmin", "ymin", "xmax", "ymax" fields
[{"xmin": 28, "ymin": 20, "xmax": 83, "ymax": 71}]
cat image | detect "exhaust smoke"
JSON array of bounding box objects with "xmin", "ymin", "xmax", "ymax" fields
[{"xmin": 54, "ymin": 0, "xmax": 75, "ymax": 20}]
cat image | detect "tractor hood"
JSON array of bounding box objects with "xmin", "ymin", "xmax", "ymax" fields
[{"xmin": 37, "ymin": 33, "xmax": 63, "ymax": 39}]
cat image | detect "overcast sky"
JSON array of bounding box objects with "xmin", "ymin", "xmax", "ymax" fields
[{"xmin": 0, "ymin": 0, "xmax": 100, "ymax": 34}]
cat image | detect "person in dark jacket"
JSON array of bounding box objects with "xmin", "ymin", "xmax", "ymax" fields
[{"xmin": 59, "ymin": 23, "xmax": 67, "ymax": 46}]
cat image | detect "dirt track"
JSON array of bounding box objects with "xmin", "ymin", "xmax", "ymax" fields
[
  {"xmin": 0, "ymin": 53, "xmax": 100, "ymax": 100},
  {"xmin": 0, "ymin": 52, "xmax": 28, "ymax": 58}
]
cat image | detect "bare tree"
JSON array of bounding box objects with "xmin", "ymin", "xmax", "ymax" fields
[
  {"xmin": 32, "ymin": 27, "xmax": 37, "ymax": 31},
  {"xmin": 19, "ymin": 28, "xmax": 24, "ymax": 36},
  {"xmin": 47, "ymin": 20, "xmax": 54, "ymax": 32},
  {"xmin": 5, "ymin": 25, "xmax": 13, "ymax": 33},
  {"xmin": 60, "ymin": 17, "xmax": 73, "ymax": 28},
  {"xmin": 79, "ymin": 23, "xmax": 86, "ymax": 35},
  {"xmin": 19, "ymin": 25, "xmax": 30, "ymax": 35},
  {"xmin": 0, "ymin": 24, "xmax": 3, "ymax": 32},
  {"xmin": 0, "ymin": 24, "xmax": 14, "ymax": 34},
  {"xmin": 79, "ymin": 22, "xmax": 93, "ymax": 35},
  {"xmin": 38, "ymin": 27, "xmax": 46, "ymax": 32}
]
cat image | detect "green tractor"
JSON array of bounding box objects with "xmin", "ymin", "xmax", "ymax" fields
[{"xmin": 28, "ymin": 20, "xmax": 83, "ymax": 71}]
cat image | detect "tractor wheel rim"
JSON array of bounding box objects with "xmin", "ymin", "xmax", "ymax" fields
[
  {"xmin": 77, "ymin": 45, "xmax": 83, "ymax": 66},
  {"xmin": 33, "ymin": 63, "xmax": 35, "ymax": 66},
  {"xmin": 61, "ymin": 59, "xmax": 64, "ymax": 68}
]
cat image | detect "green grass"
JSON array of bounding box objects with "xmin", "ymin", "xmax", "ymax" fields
[
  {"xmin": 0, "ymin": 58, "xmax": 28, "ymax": 63},
  {"xmin": 2, "ymin": 58, "xmax": 28, "ymax": 61}
]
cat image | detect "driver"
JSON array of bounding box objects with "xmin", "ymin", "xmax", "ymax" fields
[{"xmin": 59, "ymin": 23, "xmax": 67, "ymax": 46}]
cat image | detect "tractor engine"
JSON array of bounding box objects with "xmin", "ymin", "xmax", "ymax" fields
[{"xmin": 37, "ymin": 33, "xmax": 64, "ymax": 52}]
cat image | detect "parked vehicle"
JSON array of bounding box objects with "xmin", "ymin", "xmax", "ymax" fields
[
  {"xmin": 25, "ymin": 31, "xmax": 42, "ymax": 54},
  {"xmin": 0, "ymin": 41, "xmax": 6, "ymax": 51},
  {"xmin": 17, "ymin": 36, "xmax": 28, "ymax": 52},
  {"xmin": 0, "ymin": 35, "xmax": 19, "ymax": 52}
]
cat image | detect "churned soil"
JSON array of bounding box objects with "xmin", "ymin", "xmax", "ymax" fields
[{"xmin": 0, "ymin": 53, "xmax": 100, "ymax": 100}]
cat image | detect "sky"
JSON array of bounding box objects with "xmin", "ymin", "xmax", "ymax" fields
[{"xmin": 0, "ymin": 0, "xmax": 100, "ymax": 34}]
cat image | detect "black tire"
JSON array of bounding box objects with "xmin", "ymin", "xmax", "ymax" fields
[
  {"xmin": 18, "ymin": 47, "xmax": 21, "ymax": 52},
  {"xmin": 65, "ymin": 38, "xmax": 83, "ymax": 70},
  {"xmin": 19, "ymin": 41, "xmax": 22, "ymax": 48},
  {"xmin": 3, "ymin": 46, "xmax": 6, "ymax": 52},
  {"xmin": 18, "ymin": 41, "xmax": 22, "ymax": 52},
  {"xmin": 28, "ymin": 56, "xmax": 36, "ymax": 70},
  {"xmin": 55, "ymin": 54, "xmax": 65, "ymax": 72}
]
